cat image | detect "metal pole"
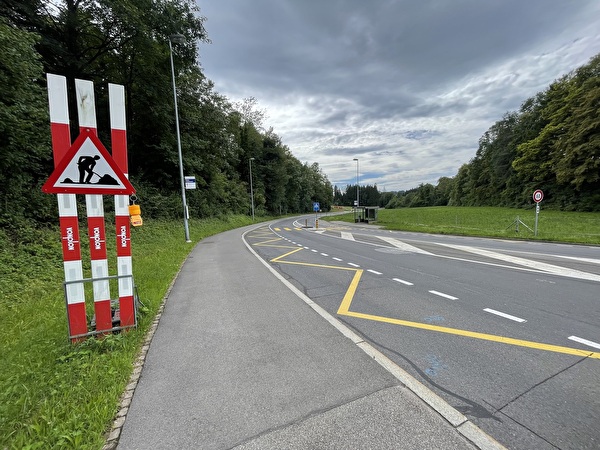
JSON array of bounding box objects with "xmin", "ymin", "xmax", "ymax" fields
[
  {"xmin": 353, "ymin": 158, "xmax": 359, "ymax": 222},
  {"xmin": 169, "ymin": 36, "xmax": 191, "ymax": 243},
  {"xmin": 353, "ymin": 158, "xmax": 359, "ymax": 207},
  {"xmin": 249, "ymin": 157, "xmax": 255, "ymax": 221}
]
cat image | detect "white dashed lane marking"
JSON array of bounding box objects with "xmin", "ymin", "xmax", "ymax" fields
[
  {"xmin": 429, "ymin": 290, "xmax": 458, "ymax": 300},
  {"xmin": 568, "ymin": 336, "xmax": 600, "ymax": 350},
  {"xmin": 484, "ymin": 308, "xmax": 527, "ymax": 323}
]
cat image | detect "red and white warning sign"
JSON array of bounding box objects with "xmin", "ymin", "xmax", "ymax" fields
[{"xmin": 42, "ymin": 128, "xmax": 135, "ymax": 195}]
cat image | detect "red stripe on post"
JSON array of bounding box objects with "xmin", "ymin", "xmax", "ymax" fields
[
  {"xmin": 60, "ymin": 216, "xmax": 82, "ymax": 261},
  {"xmin": 115, "ymin": 215, "xmax": 131, "ymax": 257},
  {"xmin": 88, "ymin": 216, "xmax": 107, "ymax": 260},
  {"xmin": 50, "ymin": 123, "xmax": 72, "ymax": 166},
  {"xmin": 111, "ymin": 129, "xmax": 128, "ymax": 173},
  {"xmin": 67, "ymin": 302, "xmax": 88, "ymax": 338},
  {"xmin": 94, "ymin": 299, "xmax": 113, "ymax": 331},
  {"xmin": 118, "ymin": 295, "xmax": 135, "ymax": 327}
]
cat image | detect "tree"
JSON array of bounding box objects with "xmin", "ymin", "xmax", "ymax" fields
[{"xmin": 0, "ymin": 17, "xmax": 54, "ymax": 225}]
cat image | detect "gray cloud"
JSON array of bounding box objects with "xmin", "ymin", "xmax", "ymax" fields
[{"xmin": 198, "ymin": 0, "xmax": 600, "ymax": 190}]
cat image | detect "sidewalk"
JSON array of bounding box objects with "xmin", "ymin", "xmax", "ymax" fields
[{"xmin": 112, "ymin": 223, "xmax": 503, "ymax": 449}]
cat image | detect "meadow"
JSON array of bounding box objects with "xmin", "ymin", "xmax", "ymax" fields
[{"xmin": 328, "ymin": 206, "xmax": 600, "ymax": 245}]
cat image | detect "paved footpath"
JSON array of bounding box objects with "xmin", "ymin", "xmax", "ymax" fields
[{"xmin": 114, "ymin": 223, "xmax": 504, "ymax": 449}]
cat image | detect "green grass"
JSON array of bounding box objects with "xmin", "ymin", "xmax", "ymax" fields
[
  {"xmin": 0, "ymin": 215, "xmax": 256, "ymax": 449},
  {"xmin": 327, "ymin": 206, "xmax": 600, "ymax": 245}
]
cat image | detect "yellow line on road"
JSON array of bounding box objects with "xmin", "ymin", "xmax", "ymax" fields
[
  {"xmin": 270, "ymin": 247, "xmax": 360, "ymax": 273},
  {"xmin": 252, "ymin": 237, "xmax": 286, "ymax": 246},
  {"xmin": 337, "ymin": 270, "xmax": 363, "ymax": 314},
  {"xmin": 337, "ymin": 309, "xmax": 600, "ymax": 359},
  {"xmin": 270, "ymin": 247, "xmax": 305, "ymax": 262}
]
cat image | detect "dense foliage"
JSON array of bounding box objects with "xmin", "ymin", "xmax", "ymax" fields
[
  {"xmin": 386, "ymin": 54, "xmax": 600, "ymax": 211},
  {"xmin": 0, "ymin": 0, "xmax": 332, "ymax": 229}
]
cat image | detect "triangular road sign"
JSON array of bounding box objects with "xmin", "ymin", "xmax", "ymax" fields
[{"xmin": 43, "ymin": 128, "xmax": 135, "ymax": 195}]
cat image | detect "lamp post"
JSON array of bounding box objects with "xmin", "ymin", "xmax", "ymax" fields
[
  {"xmin": 353, "ymin": 158, "xmax": 359, "ymax": 207},
  {"xmin": 249, "ymin": 157, "xmax": 255, "ymax": 221},
  {"xmin": 169, "ymin": 33, "xmax": 191, "ymax": 243}
]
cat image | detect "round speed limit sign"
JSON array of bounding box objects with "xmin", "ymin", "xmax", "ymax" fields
[{"xmin": 533, "ymin": 189, "xmax": 544, "ymax": 203}]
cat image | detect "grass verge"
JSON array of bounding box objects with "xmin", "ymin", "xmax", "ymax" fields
[
  {"xmin": 326, "ymin": 206, "xmax": 600, "ymax": 245},
  {"xmin": 0, "ymin": 215, "xmax": 256, "ymax": 449}
]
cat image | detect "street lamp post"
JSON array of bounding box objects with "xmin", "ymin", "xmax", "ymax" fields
[
  {"xmin": 249, "ymin": 157, "xmax": 255, "ymax": 221},
  {"xmin": 353, "ymin": 158, "xmax": 359, "ymax": 207},
  {"xmin": 353, "ymin": 158, "xmax": 359, "ymax": 223},
  {"xmin": 169, "ymin": 33, "xmax": 191, "ymax": 243}
]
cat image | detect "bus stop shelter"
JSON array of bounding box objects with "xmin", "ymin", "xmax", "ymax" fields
[{"xmin": 354, "ymin": 206, "xmax": 378, "ymax": 223}]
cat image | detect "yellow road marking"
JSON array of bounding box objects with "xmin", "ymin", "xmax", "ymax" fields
[
  {"xmin": 337, "ymin": 309, "xmax": 600, "ymax": 359},
  {"xmin": 337, "ymin": 270, "xmax": 363, "ymax": 313},
  {"xmin": 270, "ymin": 247, "xmax": 304, "ymax": 262},
  {"xmin": 253, "ymin": 229, "xmax": 600, "ymax": 360}
]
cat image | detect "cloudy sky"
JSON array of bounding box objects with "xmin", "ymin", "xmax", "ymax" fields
[{"xmin": 197, "ymin": 1, "xmax": 600, "ymax": 192}]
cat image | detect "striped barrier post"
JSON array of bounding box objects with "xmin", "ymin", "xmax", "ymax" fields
[
  {"xmin": 109, "ymin": 83, "xmax": 135, "ymax": 327},
  {"xmin": 47, "ymin": 74, "xmax": 88, "ymax": 339},
  {"xmin": 75, "ymin": 79, "xmax": 113, "ymax": 332}
]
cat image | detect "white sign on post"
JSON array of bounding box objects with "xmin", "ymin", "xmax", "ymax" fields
[
  {"xmin": 185, "ymin": 176, "xmax": 196, "ymax": 190},
  {"xmin": 533, "ymin": 189, "xmax": 543, "ymax": 236}
]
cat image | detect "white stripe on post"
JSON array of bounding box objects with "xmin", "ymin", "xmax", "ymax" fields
[
  {"xmin": 110, "ymin": 83, "xmax": 135, "ymax": 327},
  {"xmin": 47, "ymin": 74, "xmax": 87, "ymax": 339},
  {"xmin": 75, "ymin": 79, "xmax": 113, "ymax": 332}
]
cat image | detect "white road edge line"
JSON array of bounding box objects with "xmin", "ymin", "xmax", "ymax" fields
[
  {"xmin": 483, "ymin": 308, "xmax": 527, "ymax": 323},
  {"xmin": 393, "ymin": 278, "xmax": 414, "ymax": 286},
  {"xmin": 429, "ymin": 290, "xmax": 458, "ymax": 300},
  {"xmin": 436, "ymin": 243, "xmax": 600, "ymax": 282},
  {"xmin": 568, "ymin": 336, "xmax": 600, "ymax": 350}
]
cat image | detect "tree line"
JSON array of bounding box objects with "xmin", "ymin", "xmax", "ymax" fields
[
  {"xmin": 0, "ymin": 0, "xmax": 333, "ymax": 229},
  {"xmin": 385, "ymin": 54, "xmax": 600, "ymax": 211}
]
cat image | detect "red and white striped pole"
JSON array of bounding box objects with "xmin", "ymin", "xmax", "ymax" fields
[
  {"xmin": 47, "ymin": 74, "xmax": 87, "ymax": 339},
  {"xmin": 109, "ymin": 83, "xmax": 135, "ymax": 327},
  {"xmin": 75, "ymin": 79, "xmax": 113, "ymax": 332}
]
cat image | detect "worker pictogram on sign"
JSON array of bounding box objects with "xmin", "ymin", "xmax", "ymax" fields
[{"xmin": 42, "ymin": 128, "xmax": 135, "ymax": 195}]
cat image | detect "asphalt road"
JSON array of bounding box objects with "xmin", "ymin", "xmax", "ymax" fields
[{"xmin": 247, "ymin": 215, "xmax": 600, "ymax": 450}]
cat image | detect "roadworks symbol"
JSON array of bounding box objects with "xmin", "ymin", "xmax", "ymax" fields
[{"xmin": 42, "ymin": 128, "xmax": 135, "ymax": 195}]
